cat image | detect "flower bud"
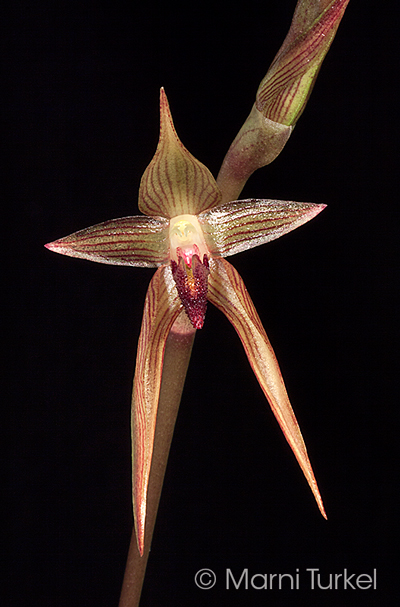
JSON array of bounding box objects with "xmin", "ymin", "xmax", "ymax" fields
[{"xmin": 256, "ymin": 0, "xmax": 350, "ymax": 126}]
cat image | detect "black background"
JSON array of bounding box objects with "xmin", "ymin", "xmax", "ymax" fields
[{"xmin": 6, "ymin": 1, "xmax": 399, "ymax": 605}]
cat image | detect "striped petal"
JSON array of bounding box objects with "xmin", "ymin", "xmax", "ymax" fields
[
  {"xmin": 131, "ymin": 265, "xmax": 182, "ymax": 555},
  {"xmin": 256, "ymin": 0, "xmax": 350, "ymax": 126},
  {"xmin": 199, "ymin": 199, "xmax": 326, "ymax": 258},
  {"xmin": 45, "ymin": 215, "xmax": 169, "ymax": 267},
  {"xmin": 138, "ymin": 88, "xmax": 222, "ymax": 218},
  {"xmin": 208, "ymin": 258, "xmax": 326, "ymax": 519}
]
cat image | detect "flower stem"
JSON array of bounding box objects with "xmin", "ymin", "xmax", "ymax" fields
[
  {"xmin": 216, "ymin": 104, "xmax": 292, "ymax": 204},
  {"xmin": 119, "ymin": 313, "xmax": 195, "ymax": 607}
]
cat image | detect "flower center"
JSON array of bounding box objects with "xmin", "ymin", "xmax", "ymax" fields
[
  {"xmin": 169, "ymin": 215, "xmax": 210, "ymax": 329},
  {"xmin": 169, "ymin": 215, "xmax": 209, "ymax": 266}
]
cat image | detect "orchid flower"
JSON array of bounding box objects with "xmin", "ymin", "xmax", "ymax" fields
[
  {"xmin": 46, "ymin": 88, "xmax": 325, "ymax": 554},
  {"xmin": 45, "ymin": 0, "xmax": 350, "ymax": 564}
]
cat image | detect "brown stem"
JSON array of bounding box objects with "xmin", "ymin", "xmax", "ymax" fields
[
  {"xmin": 119, "ymin": 313, "xmax": 196, "ymax": 607},
  {"xmin": 216, "ymin": 104, "xmax": 292, "ymax": 204}
]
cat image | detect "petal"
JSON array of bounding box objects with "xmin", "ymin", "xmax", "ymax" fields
[
  {"xmin": 208, "ymin": 258, "xmax": 326, "ymax": 519},
  {"xmin": 138, "ymin": 88, "xmax": 222, "ymax": 218},
  {"xmin": 256, "ymin": 0, "xmax": 351, "ymax": 126},
  {"xmin": 171, "ymin": 254, "xmax": 210, "ymax": 329},
  {"xmin": 45, "ymin": 215, "xmax": 169, "ymax": 267},
  {"xmin": 199, "ymin": 199, "xmax": 326, "ymax": 258},
  {"xmin": 131, "ymin": 265, "xmax": 182, "ymax": 555}
]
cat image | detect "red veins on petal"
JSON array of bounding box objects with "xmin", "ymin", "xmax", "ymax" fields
[{"xmin": 171, "ymin": 253, "xmax": 210, "ymax": 329}]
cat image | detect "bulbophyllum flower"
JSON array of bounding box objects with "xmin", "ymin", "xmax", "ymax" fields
[{"xmin": 46, "ymin": 89, "xmax": 327, "ymax": 555}]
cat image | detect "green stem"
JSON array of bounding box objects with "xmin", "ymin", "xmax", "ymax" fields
[{"xmin": 118, "ymin": 313, "xmax": 196, "ymax": 607}]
